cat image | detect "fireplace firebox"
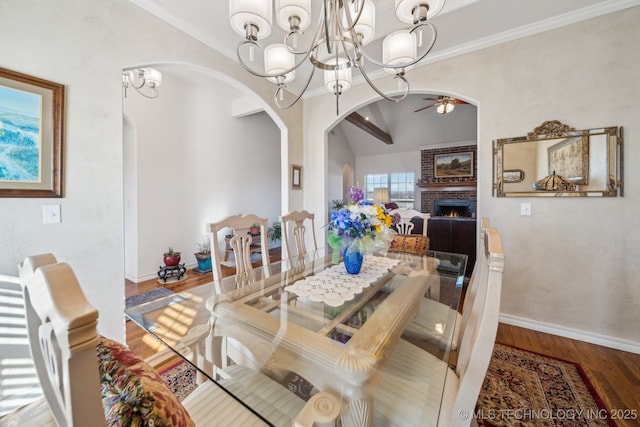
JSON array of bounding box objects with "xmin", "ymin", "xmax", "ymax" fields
[{"xmin": 434, "ymin": 199, "xmax": 474, "ymax": 217}]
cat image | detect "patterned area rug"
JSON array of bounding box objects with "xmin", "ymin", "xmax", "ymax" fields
[
  {"xmin": 159, "ymin": 361, "xmax": 198, "ymax": 401},
  {"xmin": 476, "ymin": 343, "xmax": 615, "ymax": 427},
  {"xmin": 125, "ymin": 287, "xmax": 174, "ymax": 310}
]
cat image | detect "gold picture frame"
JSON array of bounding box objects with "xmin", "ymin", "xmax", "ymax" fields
[{"xmin": 0, "ymin": 67, "xmax": 65, "ymax": 197}]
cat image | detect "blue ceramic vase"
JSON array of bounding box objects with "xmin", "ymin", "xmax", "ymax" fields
[{"xmin": 343, "ymin": 247, "xmax": 364, "ymax": 275}]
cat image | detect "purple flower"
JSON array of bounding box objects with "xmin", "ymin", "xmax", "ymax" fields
[{"xmin": 349, "ymin": 186, "xmax": 364, "ymax": 203}]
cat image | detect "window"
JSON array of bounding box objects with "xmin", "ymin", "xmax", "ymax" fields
[{"xmin": 364, "ymin": 172, "xmax": 415, "ymax": 209}]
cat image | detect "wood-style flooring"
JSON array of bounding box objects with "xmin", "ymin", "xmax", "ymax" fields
[{"xmin": 125, "ymin": 254, "xmax": 640, "ymax": 427}]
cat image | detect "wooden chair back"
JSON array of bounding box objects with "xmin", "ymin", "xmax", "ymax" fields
[
  {"xmin": 280, "ymin": 209, "xmax": 318, "ymax": 259},
  {"xmin": 19, "ymin": 254, "xmax": 107, "ymax": 427},
  {"xmin": 207, "ymin": 214, "xmax": 270, "ymax": 293}
]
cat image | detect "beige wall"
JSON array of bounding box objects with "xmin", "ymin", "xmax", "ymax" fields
[
  {"xmin": 0, "ymin": 0, "xmax": 303, "ymax": 341},
  {"xmin": 304, "ymin": 7, "xmax": 640, "ymax": 351}
]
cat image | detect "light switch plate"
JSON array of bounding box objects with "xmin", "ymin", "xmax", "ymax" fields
[
  {"xmin": 520, "ymin": 203, "xmax": 532, "ymax": 216},
  {"xmin": 43, "ymin": 205, "xmax": 61, "ymax": 224}
]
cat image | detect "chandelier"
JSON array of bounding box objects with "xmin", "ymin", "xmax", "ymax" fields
[
  {"xmin": 229, "ymin": 0, "xmax": 444, "ymax": 113},
  {"xmin": 122, "ymin": 68, "xmax": 163, "ymax": 98}
]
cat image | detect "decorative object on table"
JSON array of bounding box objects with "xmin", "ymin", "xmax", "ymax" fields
[
  {"xmin": 284, "ymin": 256, "xmax": 399, "ymax": 306},
  {"xmin": 163, "ymin": 247, "xmax": 181, "ymax": 266},
  {"xmin": 193, "ymin": 236, "xmax": 212, "ymax": 274},
  {"xmin": 476, "ymin": 343, "xmax": 614, "ymax": 427},
  {"xmin": 533, "ymin": 170, "xmax": 576, "ymax": 191},
  {"xmin": 0, "ymin": 67, "xmax": 65, "ymax": 198},
  {"xmin": 250, "ymin": 223, "xmax": 260, "ymax": 235},
  {"xmin": 327, "ymin": 186, "xmax": 398, "ymax": 274}
]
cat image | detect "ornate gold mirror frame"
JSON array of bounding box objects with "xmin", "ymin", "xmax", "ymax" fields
[{"xmin": 493, "ymin": 120, "xmax": 623, "ymax": 197}]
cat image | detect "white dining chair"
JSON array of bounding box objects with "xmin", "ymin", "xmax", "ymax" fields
[
  {"xmin": 280, "ymin": 209, "xmax": 318, "ymax": 259},
  {"xmin": 207, "ymin": 214, "xmax": 271, "ymax": 294},
  {"xmin": 370, "ymin": 224, "xmax": 504, "ymax": 427}
]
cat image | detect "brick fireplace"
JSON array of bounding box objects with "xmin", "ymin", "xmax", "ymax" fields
[{"xmin": 418, "ymin": 145, "xmax": 477, "ymax": 216}]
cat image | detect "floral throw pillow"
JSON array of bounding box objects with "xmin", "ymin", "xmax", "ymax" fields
[
  {"xmin": 97, "ymin": 336, "xmax": 195, "ymax": 427},
  {"xmin": 388, "ymin": 235, "xmax": 429, "ymax": 255}
]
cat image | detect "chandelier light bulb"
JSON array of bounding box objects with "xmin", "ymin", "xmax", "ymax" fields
[
  {"xmin": 324, "ymin": 57, "xmax": 352, "ymax": 95},
  {"xmin": 343, "ymin": 0, "xmax": 375, "ymax": 46},
  {"xmin": 229, "ymin": 0, "xmax": 273, "ymax": 40},
  {"xmin": 264, "ymin": 44, "xmax": 295, "ymax": 84},
  {"xmin": 275, "ymin": 0, "xmax": 311, "ymax": 32},
  {"xmin": 382, "ymin": 30, "xmax": 417, "ymax": 74}
]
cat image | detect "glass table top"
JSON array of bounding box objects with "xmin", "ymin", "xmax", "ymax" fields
[{"xmin": 126, "ymin": 249, "xmax": 467, "ymax": 426}]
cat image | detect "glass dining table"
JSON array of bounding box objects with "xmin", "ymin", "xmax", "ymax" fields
[{"xmin": 126, "ymin": 248, "xmax": 467, "ymax": 427}]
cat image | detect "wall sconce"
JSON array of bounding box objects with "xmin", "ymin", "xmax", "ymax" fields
[
  {"xmin": 373, "ymin": 187, "xmax": 390, "ymax": 204},
  {"xmin": 122, "ymin": 68, "xmax": 162, "ymax": 98}
]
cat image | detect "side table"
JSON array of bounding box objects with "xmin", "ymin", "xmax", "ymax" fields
[{"xmin": 157, "ymin": 263, "xmax": 186, "ymax": 283}]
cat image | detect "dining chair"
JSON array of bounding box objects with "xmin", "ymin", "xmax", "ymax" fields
[
  {"xmin": 19, "ymin": 254, "xmax": 337, "ymax": 427},
  {"xmin": 207, "ymin": 214, "xmax": 270, "ymax": 294},
  {"xmin": 280, "ymin": 209, "xmax": 318, "ymax": 259},
  {"xmin": 371, "ymin": 224, "xmax": 504, "ymax": 427},
  {"xmin": 17, "ymin": 254, "xmax": 269, "ymax": 426},
  {"xmin": 402, "ymin": 217, "xmax": 491, "ymax": 352}
]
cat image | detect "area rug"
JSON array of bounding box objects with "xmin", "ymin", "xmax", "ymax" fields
[
  {"xmin": 476, "ymin": 343, "xmax": 615, "ymax": 427},
  {"xmin": 125, "ymin": 287, "xmax": 174, "ymax": 310},
  {"xmin": 159, "ymin": 360, "xmax": 198, "ymax": 401}
]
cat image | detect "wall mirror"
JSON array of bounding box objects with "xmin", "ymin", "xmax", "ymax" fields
[{"xmin": 493, "ymin": 120, "xmax": 624, "ymax": 197}]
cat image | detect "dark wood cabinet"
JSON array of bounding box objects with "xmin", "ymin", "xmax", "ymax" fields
[{"xmin": 427, "ymin": 217, "xmax": 476, "ymax": 276}]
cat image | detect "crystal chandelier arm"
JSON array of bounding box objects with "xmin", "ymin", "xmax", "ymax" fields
[
  {"xmin": 360, "ymin": 22, "xmax": 437, "ymax": 70},
  {"xmin": 357, "ymin": 61, "xmax": 409, "ymax": 103},
  {"xmin": 273, "ymin": 65, "xmax": 318, "ymax": 110}
]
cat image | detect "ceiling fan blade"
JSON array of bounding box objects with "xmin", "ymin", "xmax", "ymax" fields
[
  {"xmin": 414, "ymin": 104, "xmax": 435, "ymax": 113},
  {"xmin": 422, "ymin": 97, "xmax": 439, "ymax": 101}
]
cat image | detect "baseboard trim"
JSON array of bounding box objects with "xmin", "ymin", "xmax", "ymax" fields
[{"xmin": 499, "ymin": 313, "xmax": 640, "ymax": 355}]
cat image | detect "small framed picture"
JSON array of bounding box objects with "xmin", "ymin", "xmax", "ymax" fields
[
  {"xmin": 0, "ymin": 67, "xmax": 65, "ymax": 197},
  {"xmin": 291, "ymin": 164, "xmax": 302, "ymax": 189},
  {"xmin": 503, "ymin": 169, "xmax": 525, "ymax": 183}
]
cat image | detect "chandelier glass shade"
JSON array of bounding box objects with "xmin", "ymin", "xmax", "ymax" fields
[
  {"xmin": 122, "ymin": 68, "xmax": 163, "ymax": 98},
  {"xmin": 229, "ymin": 0, "xmax": 444, "ymax": 112}
]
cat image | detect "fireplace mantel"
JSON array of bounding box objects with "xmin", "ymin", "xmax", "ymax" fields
[{"xmin": 417, "ymin": 181, "xmax": 477, "ymax": 192}]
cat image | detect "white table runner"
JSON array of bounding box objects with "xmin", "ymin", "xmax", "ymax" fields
[{"xmin": 284, "ymin": 256, "xmax": 400, "ymax": 306}]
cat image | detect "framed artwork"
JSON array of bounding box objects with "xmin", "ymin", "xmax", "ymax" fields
[
  {"xmin": 547, "ymin": 136, "xmax": 589, "ymax": 185},
  {"xmin": 434, "ymin": 152, "xmax": 474, "ymax": 178},
  {"xmin": 503, "ymin": 169, "xmax": 525, "ymax": 183},
  {"xmin": 291, "ymin": 164, "xmax": 302, "ymax": 189},
  {"xmin": 0, "ymin": 67, "xmax": 65, "ymax": 197}
]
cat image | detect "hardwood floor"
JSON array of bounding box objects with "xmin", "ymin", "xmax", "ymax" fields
[{"xmin": 125, "ymin": 258, "xmax": 640, "ymax": 427}]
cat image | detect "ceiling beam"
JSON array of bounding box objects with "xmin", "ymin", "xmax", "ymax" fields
[{"xmin": 345, "ymin": 112, "xmax": 393, "ymax": 145}]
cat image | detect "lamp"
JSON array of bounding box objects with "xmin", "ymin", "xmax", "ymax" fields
[
  {"xmin": 122, "ymin": 68, "xmax": 162, "ymax": 98},
  {"xmin": 373, "ymin": 187, "xmax": 390, "ymax": 204},
  {"xmin": 436, "ymin": 98, "xmax": 454, "ymax": 114},
  {"xmin": 229, "ymin": 0, "xmax": 444, "ymax": 113}
]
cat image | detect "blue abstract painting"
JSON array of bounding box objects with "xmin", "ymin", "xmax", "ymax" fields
[{"xmin": 0, "ymin": 85, "xmax": 42, "ymax": 182}]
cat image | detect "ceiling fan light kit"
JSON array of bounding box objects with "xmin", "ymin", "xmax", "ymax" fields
[{"xmin": 228, "ymin": 0, "xmax": 443, "ymax": 113}]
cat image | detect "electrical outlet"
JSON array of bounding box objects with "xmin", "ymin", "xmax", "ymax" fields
[
  {"xmin": 520, "ymin": 203, "xmax": 531, "ymax": 216},
  {"xmin": 43, "ymin": 205, "xmax": 61, "ymax": 224}
]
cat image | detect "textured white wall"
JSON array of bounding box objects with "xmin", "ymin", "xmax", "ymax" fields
[
  {"xmin": 0, "ymin": 0, "xmax": 302, "ymax": 341},
  {"xmin": 123, "ymin": 71, "xmax": 281, "ymax": 281},
  {"xmin": 305, "ymin": 8, "xmax": 640, "ymax": 350}
]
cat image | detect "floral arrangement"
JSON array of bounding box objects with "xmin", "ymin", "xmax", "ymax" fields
[{"xmin": 327, "ymin": 186, "xmax": 398, "ymax": 255}]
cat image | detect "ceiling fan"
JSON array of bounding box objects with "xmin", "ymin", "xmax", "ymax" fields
[{"xmin": 414, "ymin": 96, "xmax": 469, "ymax": 114}]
